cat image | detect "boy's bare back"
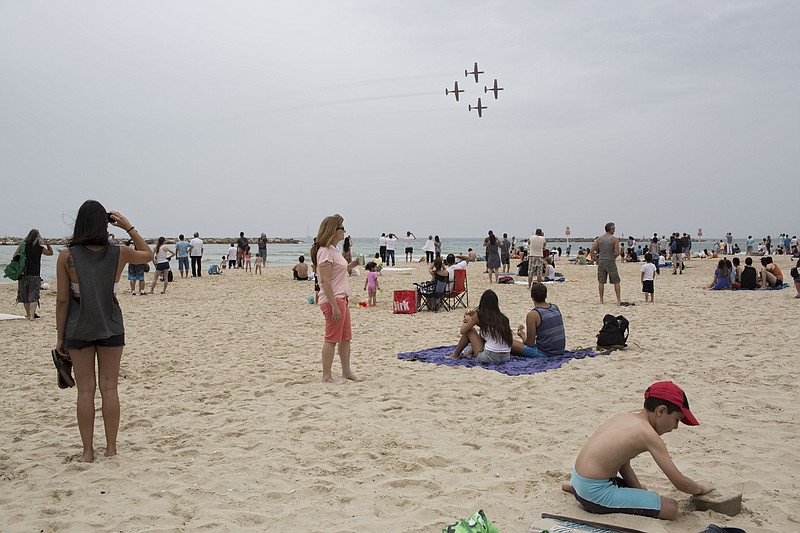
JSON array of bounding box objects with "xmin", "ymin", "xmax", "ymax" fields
[{"xmin": 574, "ymin": 411, "xmax": 656, "ymax": 480}]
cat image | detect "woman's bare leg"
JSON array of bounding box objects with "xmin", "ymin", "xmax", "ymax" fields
[
  {"xmin": 96, "ymin": 345, "xmax": 122, "ymax": 457},
  {"xmin": 447, "ymin": 332, "xmax": 472, "ymax": 358},
  {"xmin": 448, "ymin": 327, "xmax": 484, "ymax": 358},
  {"xmin": 338, "ymin": 340, "xmax": 362, "ymax": 381},
  {"xmin": 70, "ymin": 347, "xmax": 98, "ymax": 462},
  {"xmin": 149, "ymin": 271, "xmax": 160, "ymax": 293},
  {"xmin": 322, "ymin": 341, "xmax": 344, "ymax": 384},
  {"xmin": 465, "ymin": 329, "xmax": 485, "ymax": 356}
]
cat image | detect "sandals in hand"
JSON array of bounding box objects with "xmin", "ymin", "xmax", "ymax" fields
[{"xmin": 51, "ymin": 349, "xmax": 75, "ymax": 389}]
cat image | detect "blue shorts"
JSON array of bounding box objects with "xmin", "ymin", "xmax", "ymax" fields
[
  {"xmin": 570, "ymin": 469, "xmax": 660, "ymax": 518},
  {"xmin": 178, "ymin": 256, "xmax": 189, "ymax": 270},
  {"xmin": 519, "ymin": 344, "xmax": 562, "ymax": 358}
]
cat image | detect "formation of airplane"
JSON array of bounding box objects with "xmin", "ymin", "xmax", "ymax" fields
[
  {"xmin": 468, "ymin": 98, "xmax": 486, "ymax": 118},
  {"xmin": 484, "ymin": 78, "xmax": 503, "ymax": 99},
  {"xmin": 444, "ymin": 63, "xmax": 502, "ymax": 118},
  {"xmin": 465, "ymin": 62, "xmax": 483, "ymax": 83},
  {"xmin": 445, "ymin": 81, "xmax": 464, "ymax": 102}
]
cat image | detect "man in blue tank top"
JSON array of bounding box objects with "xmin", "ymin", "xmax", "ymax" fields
[{"xmin": 511, "ymin": 282, "xmax": 566, "ymax": 357}]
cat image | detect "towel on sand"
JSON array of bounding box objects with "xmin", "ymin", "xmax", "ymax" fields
[{"xmin": 397, "ymin": 345, "xmax": 605, "ymax": 376}]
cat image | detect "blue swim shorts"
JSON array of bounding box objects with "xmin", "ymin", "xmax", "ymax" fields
[
  {"xmin": 520, "ymin": 344, "xmax": 548, "ymax": 358},
  {"xmin": 570, "ymin": 469, "xmax": 660, "ymax": 518}
]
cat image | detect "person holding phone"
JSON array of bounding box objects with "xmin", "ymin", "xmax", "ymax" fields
[{"xmin": 55, "ymin": 200, "xmax": 152, "ymax": 462}]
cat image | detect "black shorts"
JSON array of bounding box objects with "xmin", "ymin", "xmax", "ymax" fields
[
  {"xmin": 156, "ymin": 262, "xmax": 170, "ymax": 271},
  {"xmin": 405, "ymin": 247, "xmax": 413, "ymax": 253},
  {"xmin": 66, "ymin": 334, "xmax": 126, "ymax": 350},
  {"xmin": 642, "ymin": 280, "xmax": 654, "ymax": 293}
]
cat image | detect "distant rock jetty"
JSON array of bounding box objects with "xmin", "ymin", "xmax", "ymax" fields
[{"xmin": 0, "ymin": 236, "xmax": 302, "ymax": 246}]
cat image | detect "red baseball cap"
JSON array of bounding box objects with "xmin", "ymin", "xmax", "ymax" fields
[{"xmin": 644, "ymin": 381, "xmax": 699, "ymax": 426}]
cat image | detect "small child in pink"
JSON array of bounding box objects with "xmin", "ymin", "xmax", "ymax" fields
[{"xmin": 364, "ymin": 262, "xmax": 380, "ymax": 307}]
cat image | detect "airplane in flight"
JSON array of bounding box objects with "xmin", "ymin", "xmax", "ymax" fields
[
  {"xmin": 445, "ymin": 81, "xmax": 464, "ymax": 102},
  {"xmin": 484, "ymin": 78, "xmax": 504, "ymax": 99},
  {"xmin": 468, "ymin": 98, "xmax": 486, "ymax": 118},
  {"xmin": 465, "ymin": 62, "xmax": 483, "ymax": 82}
]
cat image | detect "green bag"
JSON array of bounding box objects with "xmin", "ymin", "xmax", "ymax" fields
[
  {"xmin": 3, "ymin": 241, "xmax": 27, "ymax": 281},
  {"xmin": 443, "ymin": 509, "xmax": 500, "ymax": 533}
]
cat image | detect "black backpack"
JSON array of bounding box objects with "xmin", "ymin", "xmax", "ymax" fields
[{"xmin": 597, "ymin": 314, "xmax": 629, "ymax": 347}]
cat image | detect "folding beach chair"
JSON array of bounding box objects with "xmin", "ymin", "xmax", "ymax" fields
[
  {"xmin": 444, "ymin": 269, "xmax": 468, "ymax": 310},
  {"xmin": 414, "ymin": 273, "xmax": 449, "ymax": 312}
]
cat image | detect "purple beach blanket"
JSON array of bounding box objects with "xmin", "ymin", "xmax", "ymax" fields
[{"xmin": 397, "ymin": 345, "xmax": 607, "ymax": 376}]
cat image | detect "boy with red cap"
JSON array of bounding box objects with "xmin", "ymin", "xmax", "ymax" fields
[{"xmin": 562, "ymin": 381, "xmax": 712, "ymax": 520}]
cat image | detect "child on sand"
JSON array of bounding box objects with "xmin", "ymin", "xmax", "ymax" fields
[
  {"xmin": 363, "ymin": 262, "xmax": 380, "ymax": 306},
  {"xmin": 254, "ymin": 253, "xmax": 263, "ymax": 274},
  {"xmin": 641, "ymin": 252, "xmax": 657, "ymax": 302},
  {"xmin": 244, "ymin": 246, "xmax": 252, "ymax": 272},
  {"xmin": 220, "ymin": 256, "xmax": 227, "ymax": 271},
  {"xmin": 562, "ymin": 381, "xmax": 712, "ymax": 520}
]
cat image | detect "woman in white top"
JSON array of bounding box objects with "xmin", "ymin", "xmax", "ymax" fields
[
  {"xmin": 447, "ymin": 289, "xmax": 514, "ymax": 364},
  {"xmin": 422, "ymin": 235, "xmax": 436, "ymax": 264},
  {"xmin": 149, "ymin": 237, "xmax": 175, "ymax": 294}
]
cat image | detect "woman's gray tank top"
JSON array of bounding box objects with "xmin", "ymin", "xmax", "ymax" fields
[{"xmin": 65, "ymin": 245, "xmax": 124, "ymax": 342}]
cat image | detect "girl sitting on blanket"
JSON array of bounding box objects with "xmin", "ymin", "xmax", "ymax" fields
[{"xmin": 446, "ymin": 289, "xmax": 513, "ymax": 364}]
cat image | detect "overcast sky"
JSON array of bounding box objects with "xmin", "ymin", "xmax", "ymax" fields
[{"xmin": 1, "ymin": 1, "xmax": 798, "ymax": 241}]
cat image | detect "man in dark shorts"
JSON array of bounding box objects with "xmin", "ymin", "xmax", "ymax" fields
[
  {"xmin": 15, "ymin": 229, "xmax": 54, "ymax": 320},
  {"xmin": 237, "ymin": 232, "xmax": 248, "ymax": 269},
  {"xmin": 588, "ymin": 222, "xmax": 621, "ymax": 304}
]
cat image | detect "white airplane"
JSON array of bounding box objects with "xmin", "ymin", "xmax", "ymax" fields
[
  {"xmin": 468, "ymin": 98, "xmax": 486, "ymax": 118},
  {"xmin": 445, "ymin": 81, "xmax": 464, "ymax": 102},
  {"xmin": 465, "ymin": 62, "xmax": 483, "ymax": 83},
  {"xmin": 484, "ymin": 78, "xmax": 504, "ymax": 99}
]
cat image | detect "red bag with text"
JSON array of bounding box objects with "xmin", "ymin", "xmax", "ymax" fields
[{"xmin": 392, "ymin": 290, "xmax": 416, "ymax": 314}]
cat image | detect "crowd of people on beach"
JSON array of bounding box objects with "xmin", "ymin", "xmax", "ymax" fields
[{"xmin": 7, "ymin": 204, "xmax": 798, "ymax": 523}]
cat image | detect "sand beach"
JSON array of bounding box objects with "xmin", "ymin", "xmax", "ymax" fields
[{"xmin": 1, "ymin": 255, "xmax": 798, "ymax": 532}]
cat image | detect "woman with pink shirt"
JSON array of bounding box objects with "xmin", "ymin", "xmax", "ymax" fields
[{"xmin": 310, "ymin": 214, "xmax": 363, "ymax": 384}]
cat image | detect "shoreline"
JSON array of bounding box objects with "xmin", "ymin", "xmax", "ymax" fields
[{"xmin": 0, "ymin": 236, "xmax": 302, "ymax": 246}]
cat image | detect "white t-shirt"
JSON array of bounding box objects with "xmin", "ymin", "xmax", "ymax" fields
[
  {"xmin": 404, "ymin": 236, "xmax": 415, "ymax": 247},
  {"xmin": 641, "ymin": 263, "xmax": 657, "ymax": 281},
  {"xmin": 189, "ymin": 237, "xmax": 203, "ymax": 256},
  {"xmin": 386, "ymin": 237, "xmax": 397, "ymax": 251},
  {"xmin": 446, "ymin": 261, "xmax": 468, "ymax": 281},
  {"xmin": 379, "ymin": 236, "xmax": 387, "ymax": 247},
  {"xmin": 227, "ymin": 246, "xmax": 237, "ymax": 260},
  {"xmin": 545, "ymin": 264, "xmax": 556, "ymax": 279},
  {"xmin": 482, "ymin": 332, "xmax": 511, "ymax": 353},
  {"xmin": 422, "ymin": 239, "xmax": 435, "ymax": 252},
  {"xmin": 529, "ymin": 235, "xmax": 545, "ymax": 257}
]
